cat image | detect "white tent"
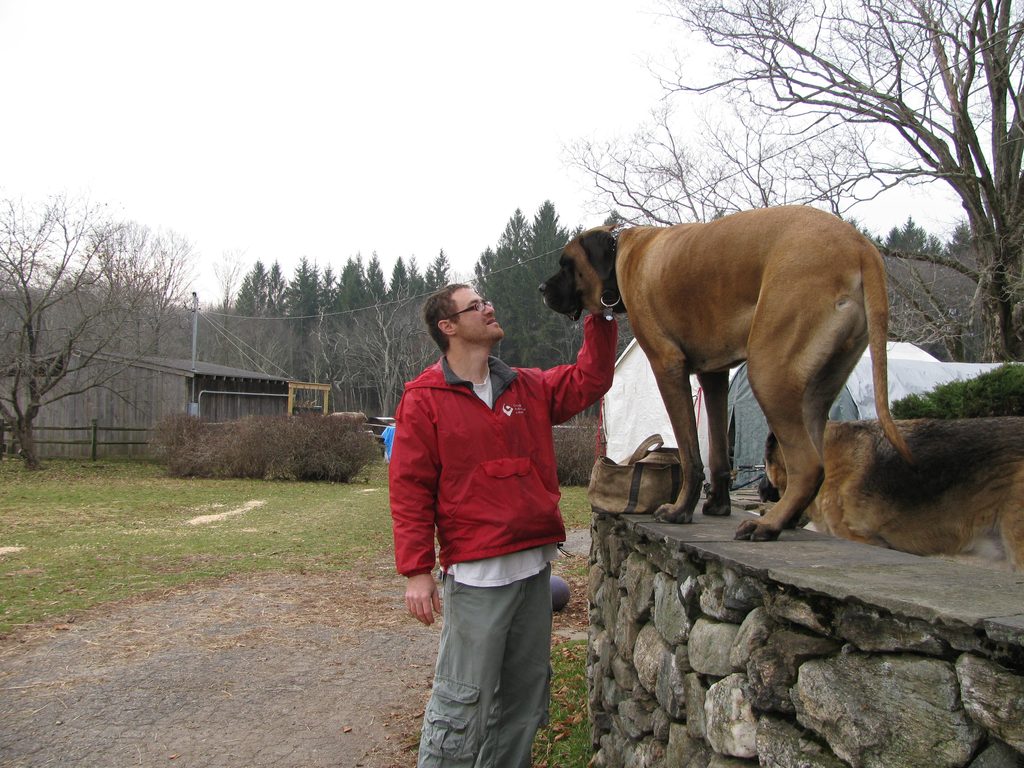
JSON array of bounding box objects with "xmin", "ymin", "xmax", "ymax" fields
[
  {"xmin": 602, "ymin": 339, "xmax": 724, "ymax": 466},
  {"xmin": 602, "ymin": 338, "xmax": 1001, "ymax": 487}
]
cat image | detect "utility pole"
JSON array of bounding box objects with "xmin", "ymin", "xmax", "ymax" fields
[{"xmin": 189, "ymin": 292, "xmax": 199, "ymax": 416}]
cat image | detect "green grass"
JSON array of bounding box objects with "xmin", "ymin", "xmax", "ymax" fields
[
  {"xmin": 533, "ymin": 640, "xmax": 592, "ymax": 767},
  {"xmin": 558, "ymin": 484, "xmax": 592, "ymax": 530},
  {"xmin": 0, "ymin": 457, "xmax": 396, "ymax": 634},
  {"xmin": 0, "ymin": 457, "xmax": 596, "ymax": 763}
]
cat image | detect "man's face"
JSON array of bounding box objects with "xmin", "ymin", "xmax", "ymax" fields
[{"xmin": 444, "ymin": 287, "xmax": 504, "ymax": 347}]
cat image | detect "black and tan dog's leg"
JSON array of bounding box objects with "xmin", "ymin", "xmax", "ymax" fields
[
  {"xmin": 734, "ymin": 347, "xmax": 837, "ymax": 540},
  {"xmin": 697, "ymin": 370, "xmax": 732, "ymax": 517},
  {"xmin": 999, "ymin": 483, "xmax": 1024, "ymax": 571},
  {"xmin": 649, "ymin": 357, "xmax": 704, "ymax": 524},
  {"xmin": 736, "ymin": 417, "xmax": 824, "ymax": 540}
]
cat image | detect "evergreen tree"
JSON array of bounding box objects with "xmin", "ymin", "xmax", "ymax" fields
[
  {"xmin": 366, "ymin": 253, "xmax": 388, "ymax": 303},
  {"xmin": 320, "ymin": 265, "xmax": 338, "ymax": 310},
  {"xmin": 407, "ymin": 256, "xmax": 427, "ymax": 298},
  {"xmin": 474, "ymin": 209, "xmax": 531, "ymax": 364},
  {"xmin": 285, "ymin": 258, "xmax": 322, "ymax": 378},
  {"xmin": 286, "ymin": 258, "xmax": 321, "ymax": 319},
  {"xmin": 266, "ymin": 262, "xmax": 287, "ymax": 315},
  {"xmin": 881, "ymin": 217, "xmax": 982, "ymax": 361},
  {"xmin": 236, "ymin": 260, "xmax": 269, "ymax": 316},
  {"xmin": 389, "ymin": 257, "xmax": 410, "ymax": 301},
  {"xmin": 528, "ymin": 201, "xmax": 579, "ymax": 368},
  {"xmin": 425, "ymin": 250, "xmax": 451, "ymax": 291},
  {"xmin": 884, "ymin": 218, "xmax": 944, "ymax": 255},
  {"xmin": 336, "ymin": 255, "xmax": 367, "ymax": 312}
]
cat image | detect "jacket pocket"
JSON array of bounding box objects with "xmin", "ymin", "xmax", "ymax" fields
[
  {"xmin": 456, "ymin": 458, "xmax": 559, "ymax": 521},
  {"xmin": 419, "ymin": 676, "xmax": 481, "ymax": 763},
  {"xmin": 480, "ymin": 457, "xmax": 531, "ymax": 479}
]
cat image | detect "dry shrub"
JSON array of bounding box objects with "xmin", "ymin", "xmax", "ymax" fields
[
  {"xmin": 153, "ymin": 414, "xmax": 379, "ymax": 482},
  {"xmin": 554, "ymin": 415, "xmax": 600, "ymax": 487},
  {"xmin": 152, "ymin": 414, "xmax": 220, "ymax": 477}
]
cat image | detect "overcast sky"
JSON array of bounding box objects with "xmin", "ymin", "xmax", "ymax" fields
[
  {"xmin": 2, "ymin": 0, "xmax": 685, "ymax": 300},
  {"xmin": 2, "ymin": 1, "xmax": 960, "ymax": 303}
]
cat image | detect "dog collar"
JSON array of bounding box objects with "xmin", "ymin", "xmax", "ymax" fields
[{"xmin": 600, "ymin": 229, "xmax": 626, "ymax": 319}]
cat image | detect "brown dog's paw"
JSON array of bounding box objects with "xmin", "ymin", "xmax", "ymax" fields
[
  {"xmin": 701, "ymin": 499, "xmax": 732, "ymax": 517},
  {"xmin": 654, "ymin": 503, "xmax": 694, "ymax": 524},
  {"xmin": 733, "ymin": 519, "xmax": 782, "ymax": 541}
]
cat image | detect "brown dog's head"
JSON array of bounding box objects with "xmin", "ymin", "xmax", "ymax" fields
[{"xmin": 539, "ymin": 226, "xmax": 624, "ymax": 320}]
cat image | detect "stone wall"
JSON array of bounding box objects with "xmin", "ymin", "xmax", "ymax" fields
[{"xmin": 587, "ymin": 512, "xmax": 1024, "ymax": 768}]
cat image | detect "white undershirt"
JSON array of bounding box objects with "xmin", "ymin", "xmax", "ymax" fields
[
  {"xmin": 449, "ymin": 543, "xmax": 559, "ymax": 587},
  {"xmin": 448, "ymin": 373, "xmax": 559, "ymax": 587},
  {"xmin": 472, "ymin": 376, "xmax": 492, "ymax": 406}
]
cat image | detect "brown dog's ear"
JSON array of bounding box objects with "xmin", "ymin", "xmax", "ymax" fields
[{"xmin": 579, "ymin": 229, "xmax": 617, "ymax": 281}]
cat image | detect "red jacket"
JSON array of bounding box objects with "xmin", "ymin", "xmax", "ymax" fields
[{"xmin": 389, "ymin": 314, "xmax": 617, "ymax": 577}]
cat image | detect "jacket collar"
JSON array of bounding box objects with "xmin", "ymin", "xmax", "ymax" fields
[{"xmin": 441, "ymin": 355, "xmax": 518, "ymax": 401}]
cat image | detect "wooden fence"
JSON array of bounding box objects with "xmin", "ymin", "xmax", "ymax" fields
[{"xmin": 0, "ymin": 420, "xmax": 151, "ymax": 461}]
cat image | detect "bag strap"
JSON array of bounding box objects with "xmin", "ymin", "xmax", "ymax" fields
[
  {"xmin": 626, "ymin": 434, "xmax": 665, "ymax": 465},
  {"xmin": 623, "ymin": 463, "xmax": 646, "ymax": 514},
  {"xmin": 623, "ymin": 457, "xmax": 683, "ymax": 515}
]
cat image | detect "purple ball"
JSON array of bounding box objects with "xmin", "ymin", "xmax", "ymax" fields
[{"xmin": 550, "ymin": 574, "xmax": 571, "ymax": 611}]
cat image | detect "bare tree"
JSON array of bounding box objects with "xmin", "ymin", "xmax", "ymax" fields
[
  {"xmin": 348, "ymin": 297, "xmax": 434, "ymax": 416},
  {"xmin": 0, "ymin": 196, "xmax": 194, "ymax": 468},
  {"xmin": 114, "ymin": 222, "xmax": 196, "ymax": 355},
  {"xmin": 213, "ymin": 249, "xmax": 247, "ymax": 312},
  {"xmin": 572, "ymin": 0, "xmax": 1024, "ymax": 361}
]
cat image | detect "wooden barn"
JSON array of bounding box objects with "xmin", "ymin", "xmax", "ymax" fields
[{"xmin": 4, "ymin": 356, "xmax": 329, "ymax": 459}]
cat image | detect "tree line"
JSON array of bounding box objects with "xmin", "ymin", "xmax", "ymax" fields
[
  {"xmin": 1, "ymin": 195, "xmax": 612, "ymax": 466},
  {"xmin": 0, "ymin": 187, "xmax": 998, "ymax": 471},
  {"xmin": 191, "ymin": 201, "xmax": 604, "ymax": 416},
  {"xmin": 200, "ymin": 205, "xmax": 983, "ymax": 416}
]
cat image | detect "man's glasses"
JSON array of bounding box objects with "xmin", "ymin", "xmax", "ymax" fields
[{"xmin": 446, "ymin": 299, "xmax": 493, "ymax": 319}]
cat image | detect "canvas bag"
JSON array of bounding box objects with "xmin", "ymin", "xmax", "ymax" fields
[{"xmin": 588, "ymin": 434, "xmax": 682, "ymax": 514}]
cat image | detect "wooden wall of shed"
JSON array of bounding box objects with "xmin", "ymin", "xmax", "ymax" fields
[
  {"xmin": 5, "ymin": 365, "xmax": 294, "ymax": 460},
  {"xmin": 195, "ymin": 376, "xmax": 288, "ymax": 422},
  {"xmin": 195, "ymin": 382, "xmax": 286, "ymax": 423},
  {"xmin": 20, "ymin": 365, "xmax": 188, "ymax": 459}
]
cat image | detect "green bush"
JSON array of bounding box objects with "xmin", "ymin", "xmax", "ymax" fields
[
  {"xmin": 153, "ymin": 414, "xmax": 379, "ymax": 482},
  {"xmin": 891, "ymin": 363, "xmax": 1024, "ymax": 419},
  {"xmin": 554, "ymin": 415, "xmax": 600, "ymax": 487}
]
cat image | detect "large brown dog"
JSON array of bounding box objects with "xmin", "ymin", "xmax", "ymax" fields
[
  {"xmin": 762, "ymin": 419, "xmax": 1024, "ymax": 570},
  {"xmin": 540, "ymin": 205, "xmax": 911, "ymax": 540}
]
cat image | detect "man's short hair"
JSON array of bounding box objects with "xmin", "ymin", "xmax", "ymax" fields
[{"xmin": 423, "ymin": 283, "xmax": 472, "ymax": 352}]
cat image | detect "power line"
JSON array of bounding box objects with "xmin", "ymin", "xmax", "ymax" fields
[{"xmin": 199, "ymin": 312, "xmax": 292, "ymax": 378}]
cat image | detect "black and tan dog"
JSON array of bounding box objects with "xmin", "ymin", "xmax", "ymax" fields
[
  {"xmin": 540, "ymin": 205, "xmax": 911, "ymax": 541},
  {"xmin": 762, "ymin": 419, "xmax": 1024, "ymax": 570}
]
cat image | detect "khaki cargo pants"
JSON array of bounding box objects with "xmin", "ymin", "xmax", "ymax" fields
[{"xmin": 418, "ymin": 564, "xmax": 552, "ymax": 768}]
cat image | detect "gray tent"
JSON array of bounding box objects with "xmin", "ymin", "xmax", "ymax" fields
[
  {"xmin": 728, "ymin": 349, "xmax": 1000, "ymax": 488},
  {"xmin": 603, "ymin": 340, "xmax": 1001, "ymax": 489}
]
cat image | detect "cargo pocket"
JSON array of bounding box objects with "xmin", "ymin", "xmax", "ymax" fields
[{"xmin": 419, "ymin": 676, "xmax": 480, "ymax": 764}]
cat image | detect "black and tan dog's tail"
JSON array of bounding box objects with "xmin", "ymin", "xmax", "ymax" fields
[{"xmin": 862, "ymin": 245, "xmax": 914, "ymax": 465}]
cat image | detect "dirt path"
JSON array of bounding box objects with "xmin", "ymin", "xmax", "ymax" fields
[
  {"xmin": 0, "ymin": 564, "xmax": 435, "ymax": 768},
  {"xmin": 0, "ymin": 537, "xmax": 591, "ymax": 768}
]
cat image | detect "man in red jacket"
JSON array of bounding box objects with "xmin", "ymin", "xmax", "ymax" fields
[{"xmin": 389, "ymin": 283, "xmax": 617, "ymax": 767}]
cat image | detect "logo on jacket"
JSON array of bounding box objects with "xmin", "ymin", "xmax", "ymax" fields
[{"xmin": 502, "ymin": 403, "xmax": 526, "ymax": 417}]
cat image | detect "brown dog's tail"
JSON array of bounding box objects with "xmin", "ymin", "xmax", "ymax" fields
[{"xmin": 862, "ymin": 244, "xmax": 914, "ymax": 464}]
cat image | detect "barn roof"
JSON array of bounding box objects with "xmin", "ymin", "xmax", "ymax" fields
[
  {"xmin": 136, "ymin": 357, "xmax": 290, "ymax": 382},
  {"xmin": 71, "ymin": 351, "xmax": 293, "ymax": 383}
]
